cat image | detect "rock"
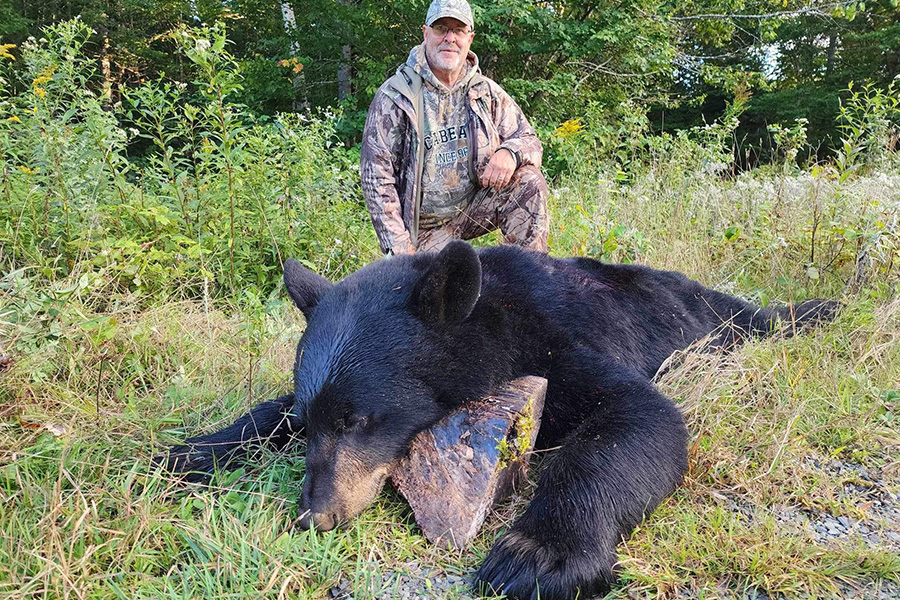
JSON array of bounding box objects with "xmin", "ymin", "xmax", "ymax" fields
[
  {"xmin": 746, "ymin": 588, "xmax": 771, "ymax": 600},
  {"xmin": 391, "ymin": 376, "xmax": 547, "ymax": 549}
]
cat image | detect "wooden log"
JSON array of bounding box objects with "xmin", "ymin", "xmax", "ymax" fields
[{"xmin": 391, "ymin": 376, "xmax": 547, "ymax": 549}]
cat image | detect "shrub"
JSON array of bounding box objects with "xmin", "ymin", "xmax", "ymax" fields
[{"xmin": 0, "ymin": 20, "xmax": 377, "ymax": 310}]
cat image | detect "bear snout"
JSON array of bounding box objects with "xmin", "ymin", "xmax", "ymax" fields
[
  {"xmin": 296, "ymin": 504, "xmax": 339, "ymax": 531},
  {"xmin": 297, "ymin": 475, "xmax": 343, "ymax": 531},
  {"xmin": 298, "ymin": 445, "xmax": 394, "ymax": 531}
]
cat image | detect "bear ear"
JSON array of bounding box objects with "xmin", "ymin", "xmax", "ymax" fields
[
  {"xmin": 284, "ymin": 258, "xmax": 333, "ymax": 318},
  {"xmin": 413, "ymin": 241, "xmax": 482, "ymax": 324}
]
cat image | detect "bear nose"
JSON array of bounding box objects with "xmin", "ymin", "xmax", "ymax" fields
[
  {"xmin": 297, "ymin": 507, "xmax": 338, "ymax": 531},
  {"xmin": 297, "ymin": 473, "xmax": 339, "ymax": 530}
]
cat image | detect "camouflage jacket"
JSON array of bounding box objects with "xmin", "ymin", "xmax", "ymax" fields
[{"xmin": 360, "ymin": 47, "xmax": 543, "ymax": 254}]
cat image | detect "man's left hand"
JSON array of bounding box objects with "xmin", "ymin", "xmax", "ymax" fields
[{"xmin": 480, "ymin": 148, "xmax": 517, "ymax": 190}]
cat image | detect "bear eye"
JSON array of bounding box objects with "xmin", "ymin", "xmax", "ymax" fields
[
  {"xmin": 334, "ymin": 414, "xmax": 369, "ymax": 433},
  {"xmin": 347, "ymin": 415, "xmax": 370, "ymax": 430}
]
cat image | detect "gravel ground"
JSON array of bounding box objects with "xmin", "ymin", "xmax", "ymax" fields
[
  {"xmin": 798, "ymin": 457, "xmax": 900, "ymax": 550},
  {"xmin": 835, "ymin": 580, "xmax": 900, "ymax": 600},
  {"xmin": 329, "ymin": 562, "xmax": 477, "ymax": 599},
  {"xmin": 330, "ymin": 455, "xmax": 899, "ymax": 600},
  {"xmin": 673, "ymin": 581, "xmax": 900, "ymax": 600}
]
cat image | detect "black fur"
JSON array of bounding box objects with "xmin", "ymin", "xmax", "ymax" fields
[
  {"xmin": 155, "ymin": 394, "xmax": 302, "ymax": 482},
  {"xmin": 158, "ymin": 242, "xmax": 837, "ymax": 599},
  {"xmin": 283, "ymin": 257, "xmax": 333, "ymax": 318}
]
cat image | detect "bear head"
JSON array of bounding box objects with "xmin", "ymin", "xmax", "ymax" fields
[{"xmin": 283, "ymin": 241, "xmax": 483, "ymax": 530}]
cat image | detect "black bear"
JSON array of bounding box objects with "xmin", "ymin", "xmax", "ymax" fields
[{"xmin": 161, "ymin": 242, "xmax": 836, "ymax": 600}]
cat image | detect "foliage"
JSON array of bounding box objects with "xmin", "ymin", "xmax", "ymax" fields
[
  {"xmin": 767, "ymin": 118, "xmax": 809, "ymax": 173},
  {"xmin": 834, "ymin": 81, "xmax": 900, "ymax": 181},
  {"xmin": 0, "ymin": 0, "xmax": 897, "ymax": 159},
  {"xmin": 0, "ymin": 20, "xmax": 377, "ymax": 313},
  {"xmin": 544, "ymin": 82, "xmax": 749, "ymax": 180},
  {"xmin": 667, "ymin": 0, "xmax": 900, "ymax": 160}
]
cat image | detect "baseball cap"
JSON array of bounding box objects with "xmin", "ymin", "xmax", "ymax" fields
[{"xmin": 425, "ymin": 0, "xmax": 474, "ymax": 29}]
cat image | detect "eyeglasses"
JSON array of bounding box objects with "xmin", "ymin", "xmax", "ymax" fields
[{"xmin": 430, "ymin": 24, "xmax": 472, "ymax": 37}]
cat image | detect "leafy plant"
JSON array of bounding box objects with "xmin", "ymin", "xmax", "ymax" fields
[{"xmin": 835, "ymin": 82, "xmax": 900, "ymax": 182}]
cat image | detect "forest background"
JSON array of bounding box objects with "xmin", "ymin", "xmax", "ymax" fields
[{"xmin": 2, "ymin": 0, "xmax": 898, "ymax": 165}]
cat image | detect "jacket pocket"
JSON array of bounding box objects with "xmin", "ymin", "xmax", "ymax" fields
[{"xmin": 471, "ymin": 97, "xmax": 500, "ymax": 174}]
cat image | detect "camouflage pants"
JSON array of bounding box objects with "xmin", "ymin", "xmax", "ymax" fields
[{"xmin": 416, "ymin": 165, "xmax": 549, "ymax": 253}]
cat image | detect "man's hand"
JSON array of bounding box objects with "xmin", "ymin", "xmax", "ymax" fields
[{"xmin": 480, "ymin": 148, "xmax": 517, "ymax": 190}]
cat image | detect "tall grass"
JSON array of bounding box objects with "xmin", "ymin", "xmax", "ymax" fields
[{"xmin": 1, "ymin": 19, "xmax": 899, "ymax": 600}]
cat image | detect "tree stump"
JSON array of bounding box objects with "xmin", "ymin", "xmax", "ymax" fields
[{"xmin": 391, "ymin": 376, "xmax": 547, "ymax": 549}]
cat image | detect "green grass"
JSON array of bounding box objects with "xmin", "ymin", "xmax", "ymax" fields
[{"xmin": 2, "ymin": 168, "xmax": 899, "ymax": 599}]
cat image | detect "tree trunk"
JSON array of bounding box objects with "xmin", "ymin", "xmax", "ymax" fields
[
  {"xmin": 338, "ymin": 44, "xmax": 352, "ymax": 101},
  {"xmin": 337, "ymin": 0, "xmax": 354, "ymax": 102},
  {"xmin": 392, "ymin": 376, "xmax": 547, "ymax": 549},
  {"xmin": 825, "ymin": 31, "xmax": 838, "ymax": 80},
  {"xmin": 280, "ymin": 1, "xmax": 310, "ymax": 112}
]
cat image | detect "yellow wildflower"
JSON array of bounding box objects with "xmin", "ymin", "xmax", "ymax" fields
[
  {"xmin": 31, "ymin": 74, "xmax": 51, "ymax": 99},
  {"xmin": 0, "ymin": 44, "xmax": 14, "ymax": 61},
  {"xmin": 554, "ymin": 119, "xmax": 584, "ymax": 138},
  {"xmin": 17, "ymin": 166, "xmax": 36, "ymax": 175},
  {"xmin": 7, "ymin": 115, "xmax": 20, "ymax": 122}
]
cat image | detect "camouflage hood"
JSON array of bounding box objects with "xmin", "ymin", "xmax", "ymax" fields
[{"xmin": 360, "ymin": 48, "xmax": 544, "ymax": 254}]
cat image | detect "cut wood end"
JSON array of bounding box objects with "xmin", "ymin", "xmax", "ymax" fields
[{"xmin": 391, "ymin": 376, "xmax": 547, "ymax": 549}]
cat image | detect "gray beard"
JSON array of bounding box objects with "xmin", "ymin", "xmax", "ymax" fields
[{"xmin": 427, "ymin": 46, "xmax": 464, "ymax": 73}]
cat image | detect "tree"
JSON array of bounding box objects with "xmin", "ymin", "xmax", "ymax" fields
[{"xmin": 654, "ymin": 0, "xmax": 900, "ymax": 160}]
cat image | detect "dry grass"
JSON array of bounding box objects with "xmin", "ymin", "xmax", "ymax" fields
[
  {"xmin": 1, "ymin": 169, "xmax": 899, "ymax": 599},
  {"xmin": 616, "ymin": 299, "xmax": 900, "ymax": 598}
]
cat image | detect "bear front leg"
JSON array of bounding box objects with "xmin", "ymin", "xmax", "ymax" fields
[
  {"xmin": 475, "ymin": 365, "xmax": 688, "ymax": 600},
  {"xmin": 156, "ymin": 394, "xmax": 304, "ymax": 482}
]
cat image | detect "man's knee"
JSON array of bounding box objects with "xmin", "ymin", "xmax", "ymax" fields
[
  {"xmin": 509, "ymin": 164, "xmax": 549, "ymax": 199},
  {"xmin": 500, "ymin": 165, "xmax": 549, "ymax": 252},
  {"xmin": 506, "ymin": 165, "xmax": 549, "ymax": 219}
]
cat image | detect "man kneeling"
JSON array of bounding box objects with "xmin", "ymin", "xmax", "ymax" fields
[{"xmin": 360, "ymin": 0, "xmax": 549, "ymax": 255}]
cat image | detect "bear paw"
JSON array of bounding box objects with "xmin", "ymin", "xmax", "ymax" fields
[
  {"xmin": 474, "ymin": 528, "xmax": 614, "ymax": 600},
  {"xmin": 152, "ymin": 445, "xmax": 215, "ymax": 483}
]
